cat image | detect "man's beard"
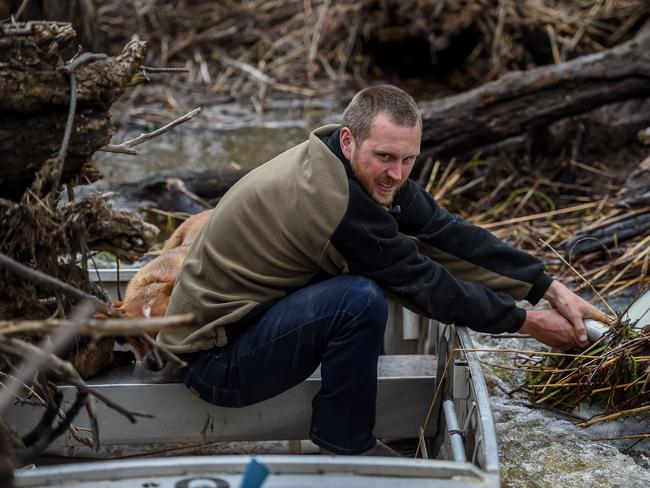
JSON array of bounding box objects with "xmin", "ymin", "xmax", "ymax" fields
[{"xmin": 350, "ymin": 156, "xmax": 401, "ymax": 207}]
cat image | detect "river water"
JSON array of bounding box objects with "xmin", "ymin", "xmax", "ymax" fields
[
  {"xmin": 472, "ymin": 331, "xmax": 649, "ymax": 487},
  {"xmin": 94, "ymin": 104, "xmax": 650, "ymax": 487}
]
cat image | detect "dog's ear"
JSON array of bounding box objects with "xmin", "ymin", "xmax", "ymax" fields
[{"xmin": 150, "ymin": 281, "xmax": 175, "ymax": 317}]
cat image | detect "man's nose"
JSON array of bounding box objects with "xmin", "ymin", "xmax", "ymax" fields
[{"xmin": 386, "ymin": 162, "xmax": 402, "ymax": 181}]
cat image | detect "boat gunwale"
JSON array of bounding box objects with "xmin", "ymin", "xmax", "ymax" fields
[{"xmin": 13, "ymin": 455, "xmax": 489, "ymax": 485}]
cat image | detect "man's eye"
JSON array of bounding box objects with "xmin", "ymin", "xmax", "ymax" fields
[{"xmin": 380, "ymin": 154, "xmax": 392, "ymax": 161}]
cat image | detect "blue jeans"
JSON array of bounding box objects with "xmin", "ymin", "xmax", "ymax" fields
[{"xmin": 178, "ymin": 275, "xmax": 388, "ymax": 454}]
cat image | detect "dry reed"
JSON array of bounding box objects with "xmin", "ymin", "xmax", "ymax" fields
[{"xmin": 64, "ymin": 0, "xmax": 648, "ymax": 103}]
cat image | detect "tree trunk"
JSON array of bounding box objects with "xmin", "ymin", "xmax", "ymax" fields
[
  {"xmin": 0, "ymin": 21, "xmax": 145, "ymax": 200},
  {"xmin": 419, "ymin": 22, "xmax": 650, "ymax": 160}
]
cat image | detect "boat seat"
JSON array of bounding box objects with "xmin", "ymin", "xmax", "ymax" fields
[{"xmin": 5, "ymin": 354, "xmax": 436, "ymax": 456}]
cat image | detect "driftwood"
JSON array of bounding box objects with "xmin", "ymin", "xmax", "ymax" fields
[
  {"xmin": 418, "ymin": 21, "xmax": 650, "ymax": 161},
  {"xmin": 115, "ymin": 168, "xmax": 250, "ymax": 213},
  {"xmin": 0, "ymin": 21, "xmax": 146, "ymax": 200}
]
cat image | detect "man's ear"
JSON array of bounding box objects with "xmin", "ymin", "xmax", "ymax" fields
[{"xmin": 339, "ymin": 127, "xmax": 354, "ymax": 160}]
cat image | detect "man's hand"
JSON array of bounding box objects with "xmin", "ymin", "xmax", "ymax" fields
[
  {"xmin": 541, "ymin": 280, "xmax": 609, "ymax": 348},
  {"xmin": 520, "ymin": 309, "xmax": 584, "ymax": 349}
]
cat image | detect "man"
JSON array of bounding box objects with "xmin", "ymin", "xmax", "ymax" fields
[{"xmin": 161, "ymin": 85, "xmax": 607, "ymax": 456}]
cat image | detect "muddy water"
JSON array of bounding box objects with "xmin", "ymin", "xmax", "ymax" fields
[{"xmin": 95, "ymin": 115, "xmax": 649, "ymax": 486}]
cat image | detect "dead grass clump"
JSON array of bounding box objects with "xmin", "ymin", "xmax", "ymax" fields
[{"xmin": 518, "ymin": 317, "xmax": 649, "ymax": 427}]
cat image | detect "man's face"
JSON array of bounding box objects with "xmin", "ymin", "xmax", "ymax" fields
[{"xmin": 340, "ymin": 113, "xmax": 421, "ymax": 207}]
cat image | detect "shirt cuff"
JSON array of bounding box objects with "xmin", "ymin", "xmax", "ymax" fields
[
  {"xmin": 508, "ymin": 307, "xmax": 527, "ymax": 333},
  {"xmin": 526, "ymin": 272, "xmax": 553, "ymax": 305}
]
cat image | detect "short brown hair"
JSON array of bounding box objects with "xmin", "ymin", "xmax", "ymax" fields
[{"xmin": 342, "ymin": 85, "xmax": 421, "ymax": 144}]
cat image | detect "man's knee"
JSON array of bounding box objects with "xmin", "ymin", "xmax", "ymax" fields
[{"xmin": 336, "ymin": 275, "xmax": 388, "ymax": 327}]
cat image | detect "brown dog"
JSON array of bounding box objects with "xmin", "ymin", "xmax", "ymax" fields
[{"xmin": 114, "ymin": 210, "xmax": 212, "ymax": 356}]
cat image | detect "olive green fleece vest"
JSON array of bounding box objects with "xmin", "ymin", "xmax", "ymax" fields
[{"xmin": 160, "ymin": 125, "xmax": 349, "ymax": 353}]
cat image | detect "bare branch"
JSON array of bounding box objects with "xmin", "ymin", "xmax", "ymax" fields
[
  {"xmin": 99, "ymin": 107, "xmax": 201, "ymax": 155},
  {"xmin": 141, "ymin": 66, "xmax": 189, "ymax": 73},
  {"xmin": 0, "ymin": 313, "xmax": 196, "ymax": 338}
]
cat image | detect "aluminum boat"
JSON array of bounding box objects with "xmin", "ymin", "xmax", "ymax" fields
[{"xmin": 7, "ymin": 269, "xmax": 501, "ymax": 487}]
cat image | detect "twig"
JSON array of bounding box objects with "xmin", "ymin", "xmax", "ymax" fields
[
  {"xmin": 99, "ymin": 145, "xmax": 138, "ymax": 155},
  {"xmin": 0, "ymin": 336, "xmax": 152, "ymax": 425},
  {"xmin": 578, "ymin": 405, "xmax": 650, "ymax": 427},
  {"xmin": 140, "ymin": 333, "xmax": 186, "ymax": 368},
  {"xmin": 460, "ymin": 347, "xmax": 608, "ymax": 360},
  {"xmin": 13, "ymin": 0, "xmax": 31, "ymax": 21},
  {"xmin": 307, "ymin": 0, "xmax": 331, "ymax": 82},
  {"xmin": 416, "ymin": 348, "xmax": 457, "ymax": 458},
  {"xmin": 141, "ymin": 66, "xmax": 189, "ymax": 73},
  {"xmin": 592, "ymin": 433, "xmax": 650, "ymax": 441},
  {"xmin": 142, "ymin": 207, "xmax": 193, "ymax": 220},
  {"xmin": 480, "ymin": 202, "xmax": 599, "ymax": 228},
  {"xmin": 0, "ymin": 372, "xmax": 91, "ymax": 447},
  {"xmin": 65, "ymin": 377, "xmax": 153, "ymax": 423},
  {"xmin": 214, "ymin": 48, "xmax": 273, "ymax": 84},
  {"xmin": 99, "ymin": 107, "xmax": 201, "ymax": 155},
  {"xmin": 50, "ymin": 53, "xmax": 108, "ymax": 203}
]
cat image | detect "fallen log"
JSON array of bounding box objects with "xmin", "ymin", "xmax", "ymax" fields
[
  {"xmin": 419, "ymin": 21, "xmax": 650, "ymax": 160},
  {"xmin": 565, "ymin": 211, "xmax": 650, "ymax": 257}
]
